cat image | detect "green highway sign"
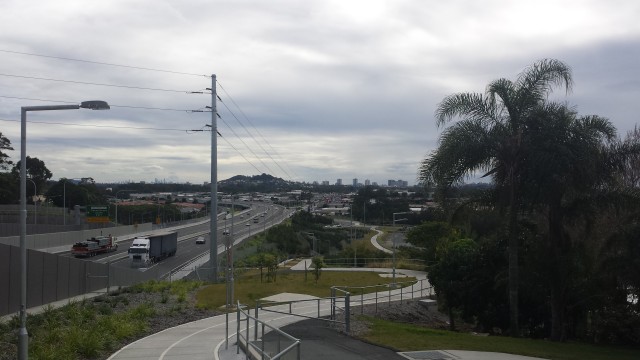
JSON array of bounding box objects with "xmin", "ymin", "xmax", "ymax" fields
[{"xmin": 87, "ymin": 205, "xmax": 109, "ymax": 218}]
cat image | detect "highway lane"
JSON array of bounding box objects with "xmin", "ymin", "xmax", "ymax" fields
[{"xmin": 61, "ymin": 203, "xmax": 292, "ymax": 279}]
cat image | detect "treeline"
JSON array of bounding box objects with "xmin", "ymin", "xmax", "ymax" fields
[{"xmin": 418, "ymin": 59, "xmax": 640, "ymax": 344}]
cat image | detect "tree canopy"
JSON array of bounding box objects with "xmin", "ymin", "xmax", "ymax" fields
[{"xmin": 420, "ymin": 59, "xmax": 640, "ymax": 343}]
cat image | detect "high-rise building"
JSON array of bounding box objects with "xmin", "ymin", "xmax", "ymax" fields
[
  {"xmin": 352, "ymin": 178, "xmax": 358, "ymax": 187},
  {"xmin": 365, "ymin": 179, "xmax": 370, "ymax": 186},
  {"xmin": 388, "ymin": 179, "xmax": 408, "ymax": 187},
  {"xmin": 336, "ymin": 178, "xmax": 342, "ymax": 186},
  {"xmin": 321, "ymin": 181, "xmax": 330, "ymax": 186}
]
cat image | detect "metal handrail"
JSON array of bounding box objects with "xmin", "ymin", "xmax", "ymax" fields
[
  {"xmin": 236, "ymin": 301, "xmax": 301, "ymax": 360},
  {"xmin": 256, "ymin": 295, "xmax": 349, "ymax": 329},
  {"xmin": 333, "ymin": 278, "xmax": 433, "ymax": 315}
]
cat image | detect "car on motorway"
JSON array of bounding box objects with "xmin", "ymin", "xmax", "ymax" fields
[
  {"xmin": 245, "ymin": 223, "xmax": 250, "ymax": 226},
  {"xmin": 196, "ymin": 236, "xmax": 206, "ymax": 244},
  {"xmin": 223, "ymin": 229, "xmax": 230, "ymax": 235}
]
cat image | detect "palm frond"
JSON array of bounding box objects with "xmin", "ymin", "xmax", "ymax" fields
[
  {"xmin": 420, "ymin": 118, "xmax": 497, "ymax": 188},
  {"xmin": 516, "ymin": 58, "xmax": 573, "ymax": 100},
  {"xmin": 435, "ymin": 92, "xmax": 497, "ymax": 128}
]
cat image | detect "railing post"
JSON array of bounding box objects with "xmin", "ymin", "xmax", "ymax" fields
[
  {"xmin": 375, "ymin": 286, "xmax": 378, "ymax": 314},
  {"xmin": 245, "ymin": 314, "xmax": 250, "ymax": 359},
  {"xmin": 255, "ymin": 302, "xmax": 259, "ymax": 341},
  {"xmin": 289, "ymin": 302, "xmax": 292, "ymax": 314},
  {"xmin": 277, "ymin": 331, "xmax": 281, "ymax": 355},
  {"xmin": 261, "ymin": 323, "xmax": 265, "ymax": 360},
  {"xmin": 330, "ymin": 287, "xmax": 335, "ymax": 321},
  {"xmin": 236, "ymin": 305, "xmax": 241, "ymax": 355},
  {"xmin": 400, "ymin": 284, "xmax": 403, "ymax": 303},
  {"xmin": 361, "ymin": 290, "xmax": 364, "ymax": 315},
  {"xmin": 317, "ymin": 298, "xmax": 320, "ymax": 318},
  {"xmin": 345, "ymin": 292, "xmax": 350, "ymax": 334}
]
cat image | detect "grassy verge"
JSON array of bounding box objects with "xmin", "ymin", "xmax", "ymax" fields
[
  {"xmin": 195, "ymin": 269, "xmax": 414, "ymax": 309},
  {"xmin": 360, "ymin": 316, "xmax": 640, "ymax": 360}
]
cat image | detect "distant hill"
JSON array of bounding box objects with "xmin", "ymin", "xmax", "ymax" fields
[{"xmin": 218, "ymin": 173, "xmax": 295, "ymax": 193}]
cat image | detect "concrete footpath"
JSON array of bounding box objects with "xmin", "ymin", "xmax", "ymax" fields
[{"xmin": 106, "ymin": 259, "xmax": 546, "ymax": 360}]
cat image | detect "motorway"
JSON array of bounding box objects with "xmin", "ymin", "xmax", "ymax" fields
[{"xmin": 59, "ymin": 202, "xmax": 293, "ymax": 279}]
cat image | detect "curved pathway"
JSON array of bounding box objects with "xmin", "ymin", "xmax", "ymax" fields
[
  {"xmin": 369, "ymin": 227, "xmax": 392, "ymax": 254},
  {"xmin": 108, "ymin": 261, "xmax": 545, "ymax": 360}
]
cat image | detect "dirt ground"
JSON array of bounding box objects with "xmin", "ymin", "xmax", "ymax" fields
[{"xmin": 332, "ymin": 299, "xmax": 458, "ymax": 337}]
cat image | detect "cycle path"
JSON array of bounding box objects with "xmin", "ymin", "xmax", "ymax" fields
[{"xmin": 108, "ymin": 259, "xmax": 546, "ymax": 360}]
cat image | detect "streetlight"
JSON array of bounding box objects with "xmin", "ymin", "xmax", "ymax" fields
[
  {"xmin": 19, "ymin": 100, "xmax": 109, "ymax": 360},
  {"xmin": 391, "ymin": 212, "xmax": 410, "ymax": 287}
]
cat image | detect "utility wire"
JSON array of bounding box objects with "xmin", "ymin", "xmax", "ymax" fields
[
  {"xmin": 217, "ymin": 97, "xmax": 289, "ymax": 178},
  {"xmin": 0, "ymin": 117, "xmax": 205, "ymax": 132},
  {"xmin": 217, "ymin": 80, "xmax": 298, "ymax": 181},
  {"xmin": 0, "ymin": 73, "xmax": 200, "ymax": 93},
  {"xmin": 215, "ymin": 111, "xmax": 275, "ymax": 175},
  {"xmin": 0, "ymin": 49, "xmax": 209, "ymax": 78},
  {"xmin": 218, "ymin": 132, "xmax": 263, "ymax": 175},
  {"xmin": 0, "ymin": 95, "xmax": 206, "ymax": 112}
]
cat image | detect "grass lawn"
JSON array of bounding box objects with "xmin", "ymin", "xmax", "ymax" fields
[
  {"xmin": 361, "ymin": 317, "xmax": 640, "ymax": 360},
  {"xmin": 195, "ymin": 269, "xmax": 416, "ymax": 309}
]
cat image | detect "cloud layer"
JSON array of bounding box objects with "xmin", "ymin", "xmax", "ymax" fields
[{"xmin": 1, "ymin": 0, "xmax": 639, "ymax": 185}]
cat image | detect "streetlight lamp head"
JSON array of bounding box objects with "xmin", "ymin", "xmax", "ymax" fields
[{"xmin": 80, "ymin": 100, "xmax": 110, "ymax": 110}]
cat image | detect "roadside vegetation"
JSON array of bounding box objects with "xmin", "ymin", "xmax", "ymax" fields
[
  {"xmin": 0, "ymin": 280, "xmax": 210, "ymax": 360},
  {"xmin": 0, "ymin": 270, "xmax": 411, "ymax": 359}
]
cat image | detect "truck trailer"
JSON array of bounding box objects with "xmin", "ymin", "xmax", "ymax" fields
[
  {"xmin": 71, "ymin": 235, "xmax": 118, "ymax": 257},
  {"xmin": 128, "ymin": 231, "xmax": 178, "ymax": 268}
]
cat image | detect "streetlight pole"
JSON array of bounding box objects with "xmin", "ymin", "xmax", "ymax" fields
[
  {"xmin": 391, "ymin": 212, "xmax": 410, "ymax": 287},
  {"xmin": 19, "ymin": 101, "xmax": 109, "ymax": 360}
]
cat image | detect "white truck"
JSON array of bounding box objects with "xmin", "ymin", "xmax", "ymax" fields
[{"xmin": 128, "ymin": 231, "xmax": 178, "ymax": 268}]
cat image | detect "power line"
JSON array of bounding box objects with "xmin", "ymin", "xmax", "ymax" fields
[
  {"xmin": 217, "ymin": 80, "xmax": 299, "ymax": 181},
  {"xmin": 218, "ymin": 132, "xmax": 263, "ymax": 175},
  {"xmin": 0, "ymin": 118, "xmax": 206, "ymax": 132},
  {"xmin": 0, "ymin": 73, "xmax": 200, "ymax": 93},
  {"xmin": 0, "ymin": 49, "xmax": 209, "ymax": 78},
  {"xmin": 0, "ymin": 95, "xmax": 207, "ymax": 112},
  {"xmin": 216, "ymin": 112, "xmax": 275, "ymax": 175}
]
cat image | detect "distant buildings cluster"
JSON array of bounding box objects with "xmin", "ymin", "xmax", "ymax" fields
[{"xmin": 314, "ymin": 178, "xmax": 409, "ymax": 188}]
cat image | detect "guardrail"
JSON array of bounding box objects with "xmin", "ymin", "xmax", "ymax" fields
[
  {"xmin": 229, "ymin": 272, "xmax": 432, "ymax": 359},
  {"xmin": 237, "ymin": 301, "xmax": 301, "ymax": 360},
  {"xmin": 322, "ymin": 257, "xmax": 425, "ymax": 268},
  {"xmin": 332, "ymin": 278, "xmax": 433, "ymax": 315},
  {"xmin": 256, "ymin": 294, "xmax": 350, "ymax": 334}
]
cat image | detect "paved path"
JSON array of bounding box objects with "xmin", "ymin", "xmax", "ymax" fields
[
  {"xmin": 369, "ymin": 227, "xmax": 392, "ymax": 254},
  {"xmin": 107, "ymin": 260, "xmax": 546, "ymax": 360}
]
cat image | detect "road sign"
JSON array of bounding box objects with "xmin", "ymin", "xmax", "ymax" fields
[{"xmin": 87, "ymin": 205, "xmax": 110, "ymax": 223}]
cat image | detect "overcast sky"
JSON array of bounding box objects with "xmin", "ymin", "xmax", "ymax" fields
[{"xmin": 1, "ymin": 0, "xmax": 639, "ymax": 186}]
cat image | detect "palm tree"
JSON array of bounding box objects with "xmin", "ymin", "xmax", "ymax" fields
[
  {"xmin": 420, "ymin": 59, "xmax": 573, "ymax": 336},
  {"xmin": 520, "ymin": 104, "xmax": 618, "ymax": 340}
]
